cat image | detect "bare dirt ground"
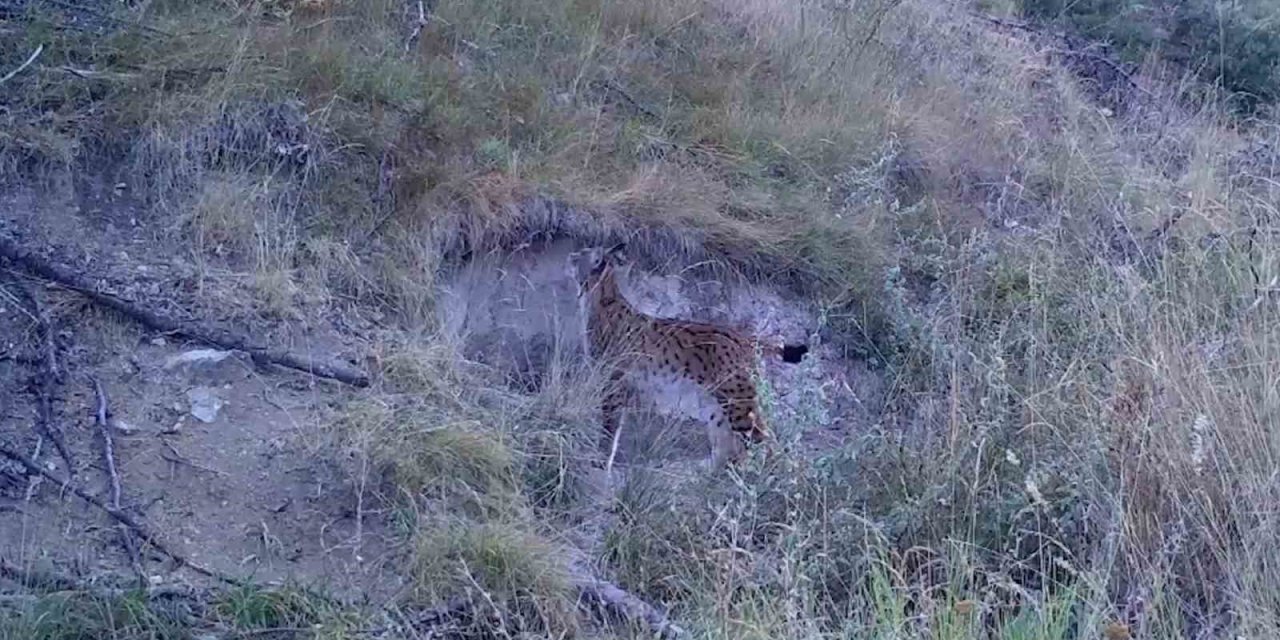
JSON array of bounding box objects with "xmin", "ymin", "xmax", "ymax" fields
[
  {"xmin": 0, "ymin": 171, "xmax": 879, "ymax": 606},
  {"xmin": 0, "ymin": 178, "xmax": 403, "ymax": 603}
]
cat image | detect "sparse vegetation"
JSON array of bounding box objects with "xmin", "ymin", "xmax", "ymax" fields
[
  {"xmin": 1020, "ymin": 0, "xmax": 1280, "ymax": 109},
  {"xmin": 0, "ymin": 590, "xmax": 187, "ymax": 640},
  {"xmin": 2, "ymin": 0, "xmax": 1279, "ymax": 638},
  {"xmin": 0, "ymin": 581, "xmax": 357, "ymax": 640}
]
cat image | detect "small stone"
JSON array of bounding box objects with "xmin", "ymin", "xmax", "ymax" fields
[
  {"xmin": 150, "ymin": 336, "xmax": 167, "ymax": 346},
  {"xmin": 164, "ymin": 349, "xmax": 233, "ymax": 370},
  {"xmin": 110, "ymin": 419, "xmax": 139, "ymax": 435},
  {"xmin": 186, "ymin": 387, "xmax": 224, "ymax": 424}
]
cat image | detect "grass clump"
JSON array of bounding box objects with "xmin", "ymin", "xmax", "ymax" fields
[
  {"xmin": 213, "ymin": 583, "xmax": 358, "ymax": 636},
  {"xmin": 0, "ymin": 590, "xmax": 186, "ymax": 640},
  {"xmin": 331, "ymin": 395, "xmax": 517, "ymax": 511},
  {"xmin": 410, "ymin": 520, "xmax": 576, "ymax": 636}
]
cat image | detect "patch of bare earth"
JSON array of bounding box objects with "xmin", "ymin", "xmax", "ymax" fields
[{"xmin": 0, "ymin": 180, "xmax": 402, "ymax": 602}]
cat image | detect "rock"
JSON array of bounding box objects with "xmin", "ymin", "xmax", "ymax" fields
[
  {"xmin": 186, "ymin": 387, "xmax": 224, "ymax": 424},
  {"xmin": 110, "ymin": 418, "xmax": 139, "ymax": 435},
  {"xmin": 161, "ymin": 418, "xmax": 184, "ymax": 435},
  {"xmin": 150, "ymin": 336, "xmax": 167, "ymax": 346},
  {"xmin": 164, "ymin": 349, "xmax": 234, "ymax": 370}
]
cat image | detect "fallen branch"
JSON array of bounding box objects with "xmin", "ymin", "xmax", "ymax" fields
[
  {"xmin": 40, "ymin": 0, "xmax": 173, "ymax": 37},
  {"xmin": 365, "ymin": 579, "xmax": 684, "ymax": 638},
  {"xmin": 160, "ymin": 440, "xmax": 226, "ymax": 477},
  {"xmin": 2, "ymin": 272, "xmax": 74, "ymax": 471},
  {"xmin": 402, "ymin": 595, "xmax": 472, "ymax": 628},
  {"xmin": 0, "ymin": 557, "xmax": 82, "ymax": 592},
  {"xmin": 89, "ymin": 376, "xmax": 121, "ymax": 509},
  {"xmin": 89, "ymin": 375, "xmax": 145, "ymax": 586},
  {"xmin": 577, "ymin": 577, "xmax": 686, "ymax": 639},
  {"xmin": 0, "ymin": 556, "xmax": 209, "ymax": 625},
  {"xmin": 1045, "ymin": 47, "xmax": 1154, "ymax": 98},
  {"xmin": 404, "ymin": 0, "xmax": 429, "ymax": 52},
  {"xmin": 22, "ymin": 437, "xmax": 43, "ymax": 502},
  {"xmin": 0, "ymin": 237, "xmax": 370, "ymax": 387},
  {"xmin": 0, "ymin": 43, "xmax": 42, "ymax": 85},
  {"xmin": 971, "ymin": 12, "xmax": 1152, "ymax": 98},
  {"xmin": 592, "ymin": 79, "xmax": 660, "ymax": 120},
  {"xmin": 0, "ymin": 445, "xmax": 244, "ymax": 587}
]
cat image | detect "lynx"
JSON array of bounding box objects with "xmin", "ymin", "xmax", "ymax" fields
[{"xmin": 568, "ymin": 244, "xmax": 808, "ymax": 474}]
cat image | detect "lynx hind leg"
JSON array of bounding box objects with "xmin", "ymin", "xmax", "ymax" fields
[{"xmin": 705, "ymin": 414, "xmax": 747, "ymax": 471}]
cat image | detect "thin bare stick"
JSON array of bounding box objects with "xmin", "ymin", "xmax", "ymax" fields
[
  {"xmin": 40, "ymin": 0, "xmax": 172, "ymax": 37},
  {"xmin": 160, "ymin": 440, "xmax": 226, "ymax": 477},
  {"xmin": 0, "ymin": 557, "xmax": 82, "ymax": 591},
  {"xmin": 88, "ymin": 375, "xmax": 144, "ymax": 585},
  {"xmin": 1045, "ymin": 47, "xmax": 1154, "ymax": 97},
  {"xmin": 970, "ymin": 13, "xmax": 1152, "ymax": 98},
  {"xmin": 404, "ymin": 0, "xmax": 429, "ymax": 52},
  {"xmin": 120, "ymin": 526, "xmax": 147, "ymax": 589},
  {"xmin": 594, "ymin": 79, "xmax": 660, "ymax": 120},
  {"xmin": 4, "ymin": 273, "xmax": 74, "ymax": 471},
  {"xmin": 0, "ymin": 236, "xmax": 370, "ymax": 387},
  {"xmin": 576, "ymin": 577, "xmax": 687, "ymax": 639},
  {"xmin": 0, "ymin": 557, "xmax": 208, "ymax": 607},
  {"xmin": 0, "ymin": 44, "xmax": 42, "ymax": 85},
  {"xmin": 22, "ymin": 436, "xmax": 43, "ymax": 503},
  {"xmin": 0, "ymin": 445, "xmax": 244, "ymax": 587},
  {"xmin": 89, "ymin": 376, "xmax": 121, "ymax": 509}
]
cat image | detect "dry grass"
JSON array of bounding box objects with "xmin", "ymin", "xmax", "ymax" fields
[
  {"xmin": 3, "ymin": 0, "xmax": 1280, "ymax": 636},
  {"xmin": 411, "ymin": 520, "xmax": 578, "ymax": 635}
]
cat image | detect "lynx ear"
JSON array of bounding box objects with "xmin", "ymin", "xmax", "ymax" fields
[{"xmin": 603, "ymin": 242, "xmax": 628, "ymax": 267}]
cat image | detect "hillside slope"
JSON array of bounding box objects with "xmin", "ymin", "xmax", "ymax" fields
[{"xmin": 1, "ymin": 0, "xmax": 1278, "ymax": 637}]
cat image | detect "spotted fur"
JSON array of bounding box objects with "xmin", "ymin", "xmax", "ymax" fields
[{"xmin": 568, "ymin": 244, "xmax": 809, "ymax": 473}]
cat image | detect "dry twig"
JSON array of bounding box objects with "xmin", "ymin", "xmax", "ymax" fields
[
  {"xmin": 0, "ymin": 236, "xmax": 370, "ymax": 387},
  {"xmin": 160, "ymin": 440, "xmax": 226, "ymax": 477},
  {"xmin": 1, "ymin": 271, "xmax": 74, "ymax": 471},
  {"xmin": 0, "ymin": 557, "xmax": 83, "ymax": 592},
  {"xmin": 39, "ymin": 0, "xmax": 172, "ymax": 37},
  {"xmin": 404, "ymin": 0, "xmax": 429, "ymax": 52},
  {"xmin": 89, "ymin": 376, "xmax": 121, "ymax": 508},
  {"xmin": 0, "ymin": 445, "xmax": 244, "ymax": 586},
  {"xmin": 88, "ymin": 375, "xmax": 145, "ymax": 585},
  {"xmin": 0, "ymin": 44, "xmax": 42, "ymax": 85},
  {"xmin": 577, "ymin": 577, "xmax": 687, "ymax": 639}
]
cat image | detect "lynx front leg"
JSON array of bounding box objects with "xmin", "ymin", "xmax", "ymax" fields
[
  {"xmin": 707, "ymin": 381, "xmax": 757, "ymax": 471},
  {"xmin": 599, "ymin": 368, "xmax": 628, "ymax": 477}
]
